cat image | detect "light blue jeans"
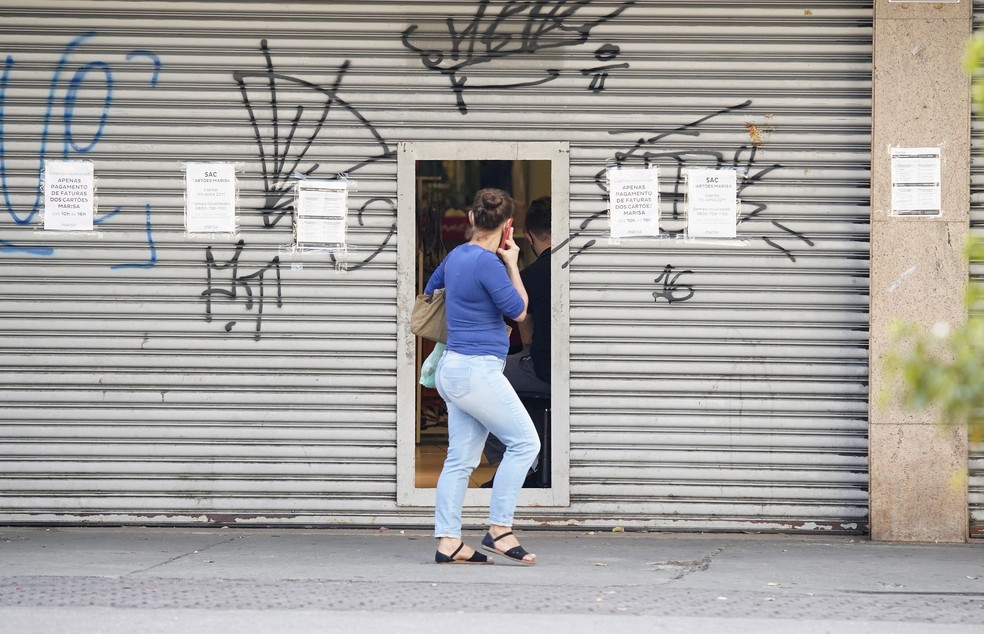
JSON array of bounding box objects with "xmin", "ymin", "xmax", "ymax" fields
[{"xmin": 434, "ymin": 350, "xmax": 540, "ymax": 538}]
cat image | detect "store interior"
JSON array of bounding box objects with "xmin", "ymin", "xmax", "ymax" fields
[{"xmin": 414, "ymin": 158, "xmax": 551, "ymax": 489}]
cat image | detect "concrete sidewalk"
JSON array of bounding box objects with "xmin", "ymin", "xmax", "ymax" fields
[{"xmin": 1, "ymin": 527, "xmax": 982, "ymax": 633}]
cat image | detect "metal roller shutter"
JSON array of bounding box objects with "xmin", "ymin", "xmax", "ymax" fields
[
  {"xmin": 0, "ymin": 1, "xmax": 871, "ymax": 530},
  {"xmin": 545, "ymin": 1, "xmax": 871, "ymax": 532},
  {"xmin": 0, "ymin": 0, "xmax": 402, "ymax": 524}
]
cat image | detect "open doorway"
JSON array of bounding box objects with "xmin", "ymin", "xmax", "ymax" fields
[
  {"xmin": 413, "ymin": 159, "xmax": 551, "ymax": 489},
  {"xmin": 396, "ymin": 141, "xmax": 570, "ymax": 508}
]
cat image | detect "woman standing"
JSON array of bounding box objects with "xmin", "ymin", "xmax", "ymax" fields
[{"xmin": 427, "ymin": 188, "xmax": 540, "ymax": 565}]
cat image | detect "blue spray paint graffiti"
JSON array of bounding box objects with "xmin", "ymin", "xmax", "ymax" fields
[
  {"xmin": 0, "ymin": 34, "xmax": 161, "ymax": 263},
  {"xmin": 124, "ymin": 50, "xmax": 161, "ymax": 87},
  {"xmin": 63, "ymin": 61, "xmax": 113, "ymax": 153},
  {"xmin": 1, "ymin": 32, "xmax": 98, "ymax": 224},
  {"xmin": 111, "ymin": 204, "xmax": 157, "ymax": 270}
]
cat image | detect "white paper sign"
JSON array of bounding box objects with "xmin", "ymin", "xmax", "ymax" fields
[
  {"xmin": 43, "ymin": 160, "xmax": 94, "ymax": 231},
  {"xmin": 296, "ymin": 181, "xmax": 347, "ymax": 245},
  {"xmin": 687, "ymin": 169, "xmax": 737, "ymax": 238},
  {"xmin": 296, "ymin": 216, "xmax": 345, "ymax": 244},
  {"xmin": 186, "ymin": 163, "xmax": 237, "ymax": 233},
  {"xmin": 609, "ymin": 167, "xmax": 660, "ymax": 238},
  {"xmin": 891, "ymin": 147, "xmax": 941, "ymax": 217}
]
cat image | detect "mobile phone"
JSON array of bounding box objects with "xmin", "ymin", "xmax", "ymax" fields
[{"xmin": 499, "ymin": 218, "xmax": 513, "ymax": 251}]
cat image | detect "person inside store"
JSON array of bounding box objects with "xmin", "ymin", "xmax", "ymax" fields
[
  {"xmin": 426, "ymin": 187, "xmax": 540, "ymax": 565},
  {"xmin": 482, "ymin": 196, "xmax": 552, "ymax": 486}
]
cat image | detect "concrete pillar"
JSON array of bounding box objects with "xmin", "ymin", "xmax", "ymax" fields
[{"xmin": 869, "ymin": 0, "xmax": 971, "ymax": 542}]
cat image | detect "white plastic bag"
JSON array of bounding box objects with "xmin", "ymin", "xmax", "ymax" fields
[{"xmin": 419, "ymin": 342, "xmax": 446, "ymax": 388}]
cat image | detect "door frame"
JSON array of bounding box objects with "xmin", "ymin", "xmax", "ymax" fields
[{"xmin": 396, "ymin": 140, "xmax": 571, "ymax": 508}]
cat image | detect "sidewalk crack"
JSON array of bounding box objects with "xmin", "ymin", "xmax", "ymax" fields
[
  {"xmin": 655, "ymin": 546, "xmax": 727, "ymax": 581},
  {"xmin": 123, "ymin": 536, "xmax": 240, "ymax": 577}
]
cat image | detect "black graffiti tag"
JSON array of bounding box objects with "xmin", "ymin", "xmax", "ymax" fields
[
  {"xmin": 652, "ymin": 265, "xmax": 694, "ymax": 303},
  {"xmin": 329, "ymin": 197, "xmax": 398, "ymax": 272},
  {"xmin": 581, "ymin": 43, "xmax": 628, "ymax": 92},
  {"xmin": 201, "ymin": 240, "xmax": 283, "ymax": 340},
  {"xmin": 553, "ymin": 209, "xmax": 605, "ymax": 269},
  {"xmin": 402, "ymin": 0, "xmax": 635, "ymax": 114},
  {"xmin": 557, "ymin": 100, "xmax": 799, "ymax": 279},
  {"xmin": 586, "ymin": 100, "xmax": 806, "ymax": 260},
  {"xmin": 233, "ymin": 39, "xmax": 395, "ymax": 228}
]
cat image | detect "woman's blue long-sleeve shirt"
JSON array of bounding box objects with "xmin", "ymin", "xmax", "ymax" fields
[{"xmin": 424, "ymin": 244, "xmax": 525, "ymax": 360}]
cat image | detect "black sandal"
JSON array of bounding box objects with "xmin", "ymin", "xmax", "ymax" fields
[
  {"xmin": 435, "ymin": 541, "xmax": 492, "ymax": 564},
  {"xmin": 481, "ymin": 531, "xmax": 536, "ymax": 565}
]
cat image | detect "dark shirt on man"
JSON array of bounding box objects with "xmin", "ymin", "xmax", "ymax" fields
[{"xmin": 521, "ymin": 249, "xmax": 551, "ymax": 383}]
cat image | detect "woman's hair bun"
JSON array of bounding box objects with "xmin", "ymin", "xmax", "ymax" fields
[
  {"xmin": 481, "ymin": 191, "xmax": 502, "ymax": 211},
  {"xmin": 470, "ymin": 188, "xmax": 514, "ymax": 230}
]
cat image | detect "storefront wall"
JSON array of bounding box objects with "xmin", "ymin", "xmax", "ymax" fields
[{"xmin": 0, "ymin": 1, "xmax": 871, "ymax": 531}]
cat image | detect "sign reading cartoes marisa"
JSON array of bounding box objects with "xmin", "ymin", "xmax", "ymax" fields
[
  {"xmin": 43, "ymin": 160, "xmax": 94, "ymax": 231},
  {"xmin": 608, "ymin": 167, "xmax": 660, "ymax": 238},
  {"xmin": 185, "ymin": 163, "xmax": 237, "ymax": 233},
  {"xmin": 687, "ymin": 168, "xmax": 737, "ymax": 238}
]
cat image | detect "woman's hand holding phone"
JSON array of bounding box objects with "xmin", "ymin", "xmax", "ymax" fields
[
  {"xmin": 497, "ymin": 219, "xmax": 519, "ymax": 269},
  {"xmin": 499, "ymin": 218, "xmax": 513, "ymax": 251}
]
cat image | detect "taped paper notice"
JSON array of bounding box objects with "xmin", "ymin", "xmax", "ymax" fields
[
  {"xmin": 687, "ymin": 168, "xmax": 737, "ymax": 238},
  {"xmin": 296, "ymin": 181, "xmax": 348, "ymax": 247},
  {"xmin": 609, "ymin": 167, "xmax": 660, "ymax": 238},
  {"xmin": 43, "ymin": 160, "xmax": 94, "ymax": 231},
  {"xmin": 891, "ymin": 147, "xmax": 941, "ymax": 217},
  {"xmin": 186, "ymin": 163, "xmax": 237, "ymax": 233}
]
